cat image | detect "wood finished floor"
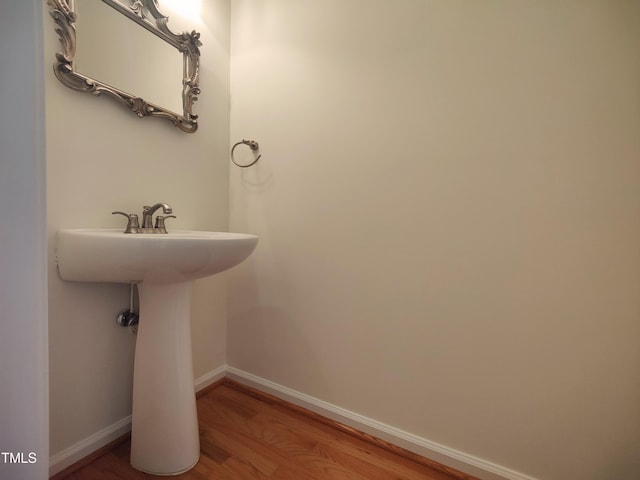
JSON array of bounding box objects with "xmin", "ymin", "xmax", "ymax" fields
[{"xmin": 59, "ymin": 381, "xmax": 474, "ymax": 480}]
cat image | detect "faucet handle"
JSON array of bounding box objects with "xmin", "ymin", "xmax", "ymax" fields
[
  {"xmin": 154, "ymin": 215, "xmax": 176, "ymax": 234},
  {"xmin": 112, "ymin": 211, "xmax": 142, "ymax": 234}
]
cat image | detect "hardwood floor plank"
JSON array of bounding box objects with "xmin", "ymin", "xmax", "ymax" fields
[
  {"xmin": 220, "ymin": 456, "xmax": 276, "ymax": 480},
  {"xmin": 199, "ymin": 427, "xmax": 232, "ymax": 464},
  {"xmin": 214, "ymin": 387, "xmax": 452, "ymax": 480},
  {"xmin": 55, "ymin": 379, "xmax": 478, "ymax": 480},
  {"xmin": 221, "ymin": 381, "xmax": 479, "ymax": 480},
  {"xmin": 202, "ymin": 424, "xmax": 281, "ymax": 476}
]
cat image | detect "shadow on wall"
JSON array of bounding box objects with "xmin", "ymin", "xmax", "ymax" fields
[{"xmin": 237, "ymin": 156, "xmax": 274, "ymax": 193}]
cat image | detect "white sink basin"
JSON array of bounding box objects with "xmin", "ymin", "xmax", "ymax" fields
[
  {"xmin": 55, "ymin": 228, "xmax": 258, "ymax": 475},
  {"xmin": 56, "ymin": 228, "xmax": 258, "ymax": 284}
]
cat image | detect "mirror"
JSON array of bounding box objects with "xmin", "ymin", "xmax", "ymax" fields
[
  {"xmin": 74, "ymin": 0, "xmax": 185, "ymax": 114},
  {"xmin": 47, "ymin": 0, "xmax": 202, "ymax": 133}
]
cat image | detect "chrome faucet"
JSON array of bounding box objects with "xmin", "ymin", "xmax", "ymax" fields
[
  {"xmin": 113, "ymin": 203, "xmax": 175, "ymax": 234},
  {"xmin": 141, "ymin": 203, "xmax": 173, "ymax": 230}
]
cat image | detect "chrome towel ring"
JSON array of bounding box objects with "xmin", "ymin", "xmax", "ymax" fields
[{"xmin": 231, "ymin": 139, "xmax": 261, "ymax": 167}]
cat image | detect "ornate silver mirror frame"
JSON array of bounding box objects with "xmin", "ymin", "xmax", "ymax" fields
[{"xmin": 48, "ymin": 0, "xmax": 202, "ymax": 133}]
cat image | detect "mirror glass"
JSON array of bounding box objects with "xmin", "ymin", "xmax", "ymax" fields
[
  {"xmin": 74, "ymin": 0, "xmax": 184, "ymax": 114},
  {"xmin": 47, "ymin": 0, "xmax": 202, "ymax": 133}
]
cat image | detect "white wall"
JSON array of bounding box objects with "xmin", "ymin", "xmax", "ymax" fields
[
  {"xmin": 228, "ymin": 1, "xmax": 640, "ymax": 479},
  {"xmin": 44, "ymin": 0, "xmax": 231, "ymax": 468},
  {"xmin": 0, "ymin": 2, "xmax": 48, "ymax": 479}
]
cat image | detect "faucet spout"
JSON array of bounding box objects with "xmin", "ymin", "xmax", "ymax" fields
[{"xmin": 142, "ymin": 203, "xmax": 173, "ymax": 229}]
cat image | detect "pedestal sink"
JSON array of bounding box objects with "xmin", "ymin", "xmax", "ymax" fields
[{"xmin": 56, "ymin": 229, "xmax": 258, "ymax": 475}]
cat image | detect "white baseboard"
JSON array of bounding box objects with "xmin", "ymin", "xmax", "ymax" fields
[
  {"xmin": 48, "ymin": 415, "xmax": 131, "ymax": 477},
  {"xmin": 194, "ymin": 364, "xmax": 227, "ymax": 392},
  {"xmin": 50, "ymin": 365, "xmax": 538, "ymax": 480},
  {"xmin": 225, "ymin": 366, "xmax": 538, "ymax": 480}
]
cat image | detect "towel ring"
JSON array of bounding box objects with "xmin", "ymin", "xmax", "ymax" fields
[{"xmin": 231, "ymin": 139, "xmax": 261, "ymax": 167}]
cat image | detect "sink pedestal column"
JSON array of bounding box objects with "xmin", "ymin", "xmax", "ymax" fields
[{"xmin": 130, "ymin": 281, "xmax": 200, "ymax": 475}]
